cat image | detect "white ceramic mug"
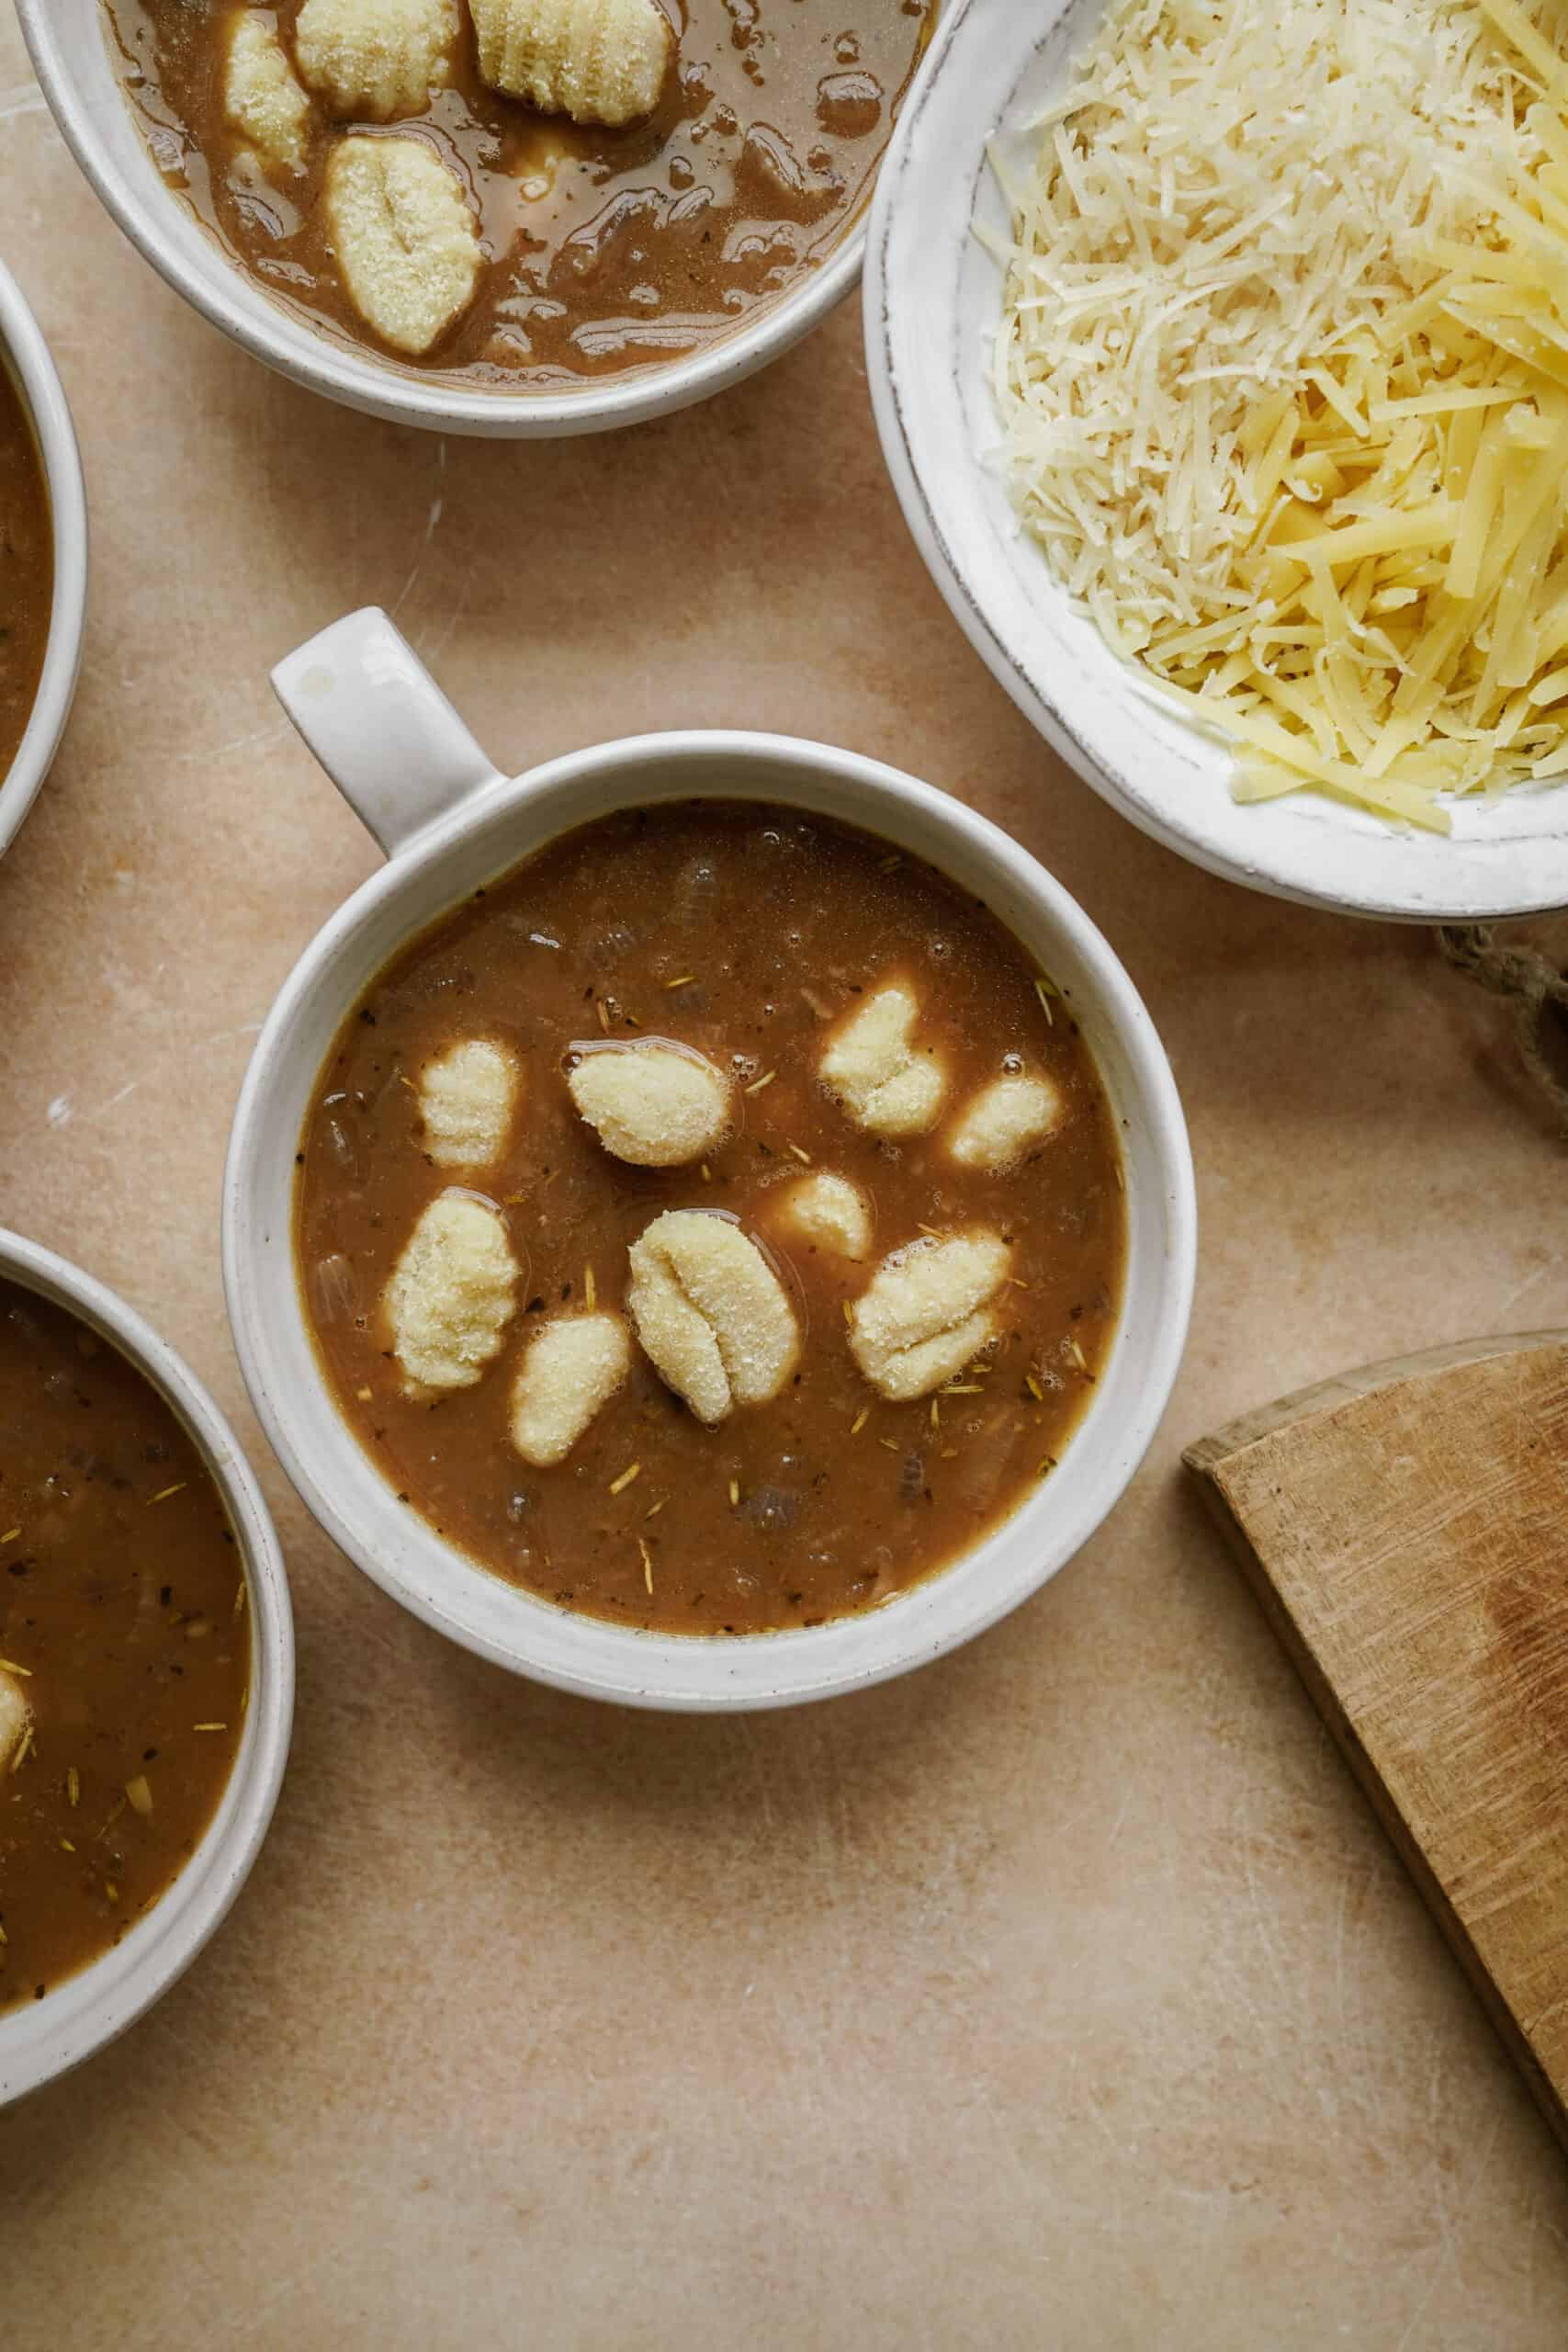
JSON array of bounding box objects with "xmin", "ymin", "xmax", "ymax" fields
[
  {"xmin": 19, "ymin": 0, "xmax": 879, "ymax": 440},
  {"xmin": 225, "ymin": 608, "xmax": 1196, "ymax": 1710},
  {"xmin": 0, "ymin": 1230, "xmax": 293, "ymax": 2106},
  {"xmin": 0, "ymin": 260, "xmax": 87, "ymax": 863}
]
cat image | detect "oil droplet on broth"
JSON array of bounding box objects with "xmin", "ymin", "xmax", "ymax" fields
[{"xmin": 817, "ymin": 71, "xmax": 884, "ymax": 139}]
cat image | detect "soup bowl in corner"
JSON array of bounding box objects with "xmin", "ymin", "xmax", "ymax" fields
[
  {"xmin": 222, "ymin": 607, "xmax": 1195, "ymax": 1711},
  {"xmin": 0, "ymin": 1229, "xmax": 292, "ymax": 2106},
  {"xmin": 21, "ymin": 0, "xmax": 912, "ymax": 442},
  {"xmin": 0, "ymin": 261, "xmax": 87, "ymax": 865}
]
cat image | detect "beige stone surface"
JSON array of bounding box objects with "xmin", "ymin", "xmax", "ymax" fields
[{"xmin": 4, "ymin": 23, "xmax": 1568, "ymax": 2347}]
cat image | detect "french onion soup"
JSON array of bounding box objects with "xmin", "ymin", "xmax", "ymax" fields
[
  {"xmin": 0, "ymin": 363, "xmax": 51, "ymax": 786},
  {"xmin": 105, "ymin": 0, "xmax": 936, "ymax": 381},
  {"xmin": 296, "ymin": 802, "xmax": 1126, "ymax": 1635},
  {"xmin": 0, "ymin": 1280, "xmax": 249, "ymax": 2013}
]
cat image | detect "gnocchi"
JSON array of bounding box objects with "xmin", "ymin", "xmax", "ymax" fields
[
  {"xmin": 568, "ymin": 1044, "xmax": 732, "ymax": 1169},
  {"xmin": 511, "ymin": 1312, "xmax": 632, "ymax": 1466},
  {"xmin": 819, "ymin": 983, "xmax": 947, "ymax": 1136},
  {"xmin": 321, "ymin": 133, "xmax": 482, "ymax": 356},
  {"xmin": 419, "ymin": 1038, "xmax": 521, "ymax": 1170},
  {"xmin": 294, "ymin": 0, "xmax": 460, "ymax": 120},
  {"xmin": 848, "ymin": 1230, "xmax": 1010, "ymax": 1402},
  {"xmin": 223, "ymin": 11, "xmax": 312, "ymax": 168},
  {"xmin": 470, "ymin": 0, "xmax": 673, "ymax": 127},
  {"xmin": 0, "ymin": 1666, "xmax": 28, "ymax": 1771},
  {"xmin": 384, "ymin": 1190, "xmax": 520, "ymax": 1396},
  {"xmin": 948, "ymin": 1073, "xmax": 1064, "ymax": 1171},
  {"xmin": 626, "ymin": 1209, "xmax": 798, "ymax": 1425},
  {"xmin": 779, "ymin": 1170, "xmax": 871, "ymax": 1260}
]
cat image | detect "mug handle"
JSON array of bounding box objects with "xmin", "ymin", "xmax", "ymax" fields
[{"xmin": 270, "ymin": 607, "xmax": 504, "ymax": 859}]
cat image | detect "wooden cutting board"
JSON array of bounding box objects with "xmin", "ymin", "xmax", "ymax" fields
[{"xmin": 1185, "ymin": 1333, "xmax": 1568, "ymax": 2154}]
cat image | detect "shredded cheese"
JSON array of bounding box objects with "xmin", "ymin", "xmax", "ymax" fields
[{"xmin": 992, "ymin": 0, "xmax": 1568, "ymax": 827}]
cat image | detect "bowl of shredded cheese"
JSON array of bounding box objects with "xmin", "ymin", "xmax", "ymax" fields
[{"xmin": 865, "ymin": 0, "xmax": 1568, "ymax": 919}]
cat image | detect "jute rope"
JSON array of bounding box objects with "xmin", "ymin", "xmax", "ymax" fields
[{"xmin": 1438, "ymin": 922, "xmax": 1568, "ymax": 1128}]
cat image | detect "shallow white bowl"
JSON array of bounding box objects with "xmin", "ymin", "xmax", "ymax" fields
[
  {"xmin": 0, "ymin": 260, "xmax": 87, "ymax": 864},
  {"xmin": 863, "ymin": 0, "xmax": 1568, "ymax": 922},
  {"xmin": 20, "ymin": 0, "xmax": 874, "ymax": 440},
  {"xmin": 0, "ymin": 1231, "xmax": 293, "ymax": 2106},
  {"xmin": 222, "ymin": 607, "xmax": 1195, "ymax": 1713}
]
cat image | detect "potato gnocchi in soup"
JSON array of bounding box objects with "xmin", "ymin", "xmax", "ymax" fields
[
  {"xmin": 0, "ymin": 1280, "xmax": 249, "ymax": 2013},
  {"xmin": 296, "ymin": 802, "xmax": 1126, "ymax": 1635},
  {"xmin": 104, "ymin": 0, "xmax": 936, "ymax": 380}
]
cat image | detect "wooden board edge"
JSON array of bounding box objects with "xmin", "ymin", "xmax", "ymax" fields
[
  {"xmin": 1181, "ymin": 1329, "xmax": 1568, "ymax": 1477},
  {"xmin": 1185, "ymin": 1463, "xmax": 1568, "ymax": 2159}
]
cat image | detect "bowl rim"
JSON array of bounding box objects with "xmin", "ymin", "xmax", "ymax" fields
[
  {"xmin": 222, "ymin": 726, "xmax": 1196, "ymax": 1713},
  {"xmin": 0, "ymin": 259, "xmax": 87, "ymax": 863},
  {"xmin": 0, "ymin": 1228, "xmax": 294, "ymax": 2106},
  {"xmin": 863, "ymin": 0, "xmax": 1568, "ymax": 923},
  {"xmin": 17, "ymin": 0, "xmax": 871, "ymax": 440}
]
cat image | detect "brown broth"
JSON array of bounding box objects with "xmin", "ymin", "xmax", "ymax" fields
[
  {"xmin": 0, "ymin": 363, "xmax": 51, "ymax": 786},
  {"xmin": 105, "ymin": 1, "xmax": 935, "ymax": 383},
  {"xmin": 0, "ymin": 1280, "xmax": 249, "ymax": 2013},
  {"xmin": 296, "ymin": 802, "xmax": 1126, "ymax": 1635}
]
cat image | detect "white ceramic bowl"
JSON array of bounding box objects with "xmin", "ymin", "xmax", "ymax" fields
[
  {"xmin": 20, "ymin": 0, "xmax": 874, "ymax": 440},
  {"xmin": 0, "ymin": 260, "xmax": 87, "ymax": 864},
  {"xmin": 864, "ymin": 0, "xmax": 1568, "ymax": 922},
  {"xmin": 0, "ymin": 1230, "xmax": 293, "ymax": 2106},
  {"xmin": 223, "ymin": 606, "xmax": 1195, "ymax": 1713}
]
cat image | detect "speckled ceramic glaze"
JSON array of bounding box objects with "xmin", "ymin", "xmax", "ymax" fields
[
  {"xmin": 20, "ymin": 0, "xmax": 874, "ymax": 440},
  {"xmin": 0, "ymin": 1232, "xmax": 293, "ymax": 2107},
  {"xmin": 863, "ymin": 0, "xmax": 1568, "ymax": 922},
  {"xmin": 223, "ymin": 608, "xmax": 1196, "ymax": 1712},
  {"xmin": 0, "ymin": 260, "xmax": 86, "ymax": 863}
]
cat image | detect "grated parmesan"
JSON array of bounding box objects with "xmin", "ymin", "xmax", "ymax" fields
[{"xmin": 992, "ymin": 0, "xmax": 1568, "ymax": 828}]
